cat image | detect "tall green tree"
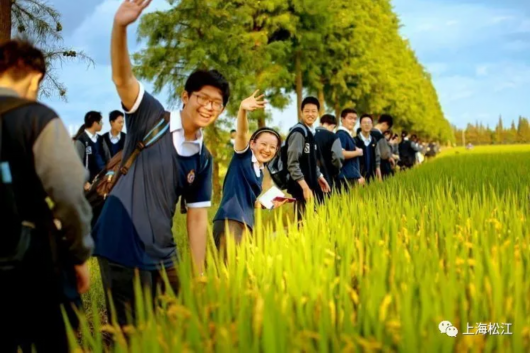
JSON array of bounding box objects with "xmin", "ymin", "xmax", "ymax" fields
[
  {"xmin": 516, "ymin": 116, "xmax": 530, "ymax": 143},
  {"xmin": 0, "ymin": 0, "xmax": 93, "ymax": 99},
  {"xmin": 133, "ymin": 0, "xmax": 294, "ymax": 198},
  {"xmin": 494, "ymin": 115, "xmax": 504, "ymax": 144}
]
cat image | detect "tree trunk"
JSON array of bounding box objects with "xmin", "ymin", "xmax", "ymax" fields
[
  {"xmin": 334, "ymin": 102, "xmax": 341, "ymax": 122},
  {"xmin": 295, "ymin": 50, "xmax": 303, "ymax": 121},
  {"xmin": 0, "ymin": 0, "xmax": 11, "ymax": 43},
  {"xmin": 318, "ymin": 87, "xmax": 325, "ymax": 116},
  {"xmin": 257, "ymin": 110, "xmax": 265, "ymax": 129}
]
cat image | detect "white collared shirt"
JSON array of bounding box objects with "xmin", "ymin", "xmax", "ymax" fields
[
  {"xmin": 84, "ymin": 130, "xmax": 98, "ymax": 143},
  {"xmin": 250, "ymin": 150, "xmax": 263, "ymax": 178},
  {"xmin": 109, "ymin": 132, "xmax": 121, "ymax": 144},
  {"xmin": 337, "ymin": 126, "xmax": 353, "ymax": 137},
  {"xmin": 360, "ymin": 132, "xmax": 372, "ymax": 146},
  {"xmin": 169, "ymin": 111, "xmax": 203, "ymax": 157},
  {"xmin": 235, "ymin": 145, "xmax": 263, "ymax": 178}
]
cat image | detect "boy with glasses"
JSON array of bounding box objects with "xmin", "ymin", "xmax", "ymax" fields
[{"xmin": 93, "ymin": 0, "xmax": 230, "ymax": 327}]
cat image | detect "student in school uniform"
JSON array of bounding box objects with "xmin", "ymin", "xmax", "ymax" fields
[
  {"xmin": 354, "ymin": 114, "xmax": 382, "ymax": 182},
  {"xmin": 285, "ymin": 97, "xmax": 331, "ymax": 221},
  {"xmin": 314, "ymin": 114, "xmax": 344, "ymax": 193},
  {"xmin": 213, "ymin": 90, "xmax": 284, "ymax": 250},
  {"xmin": 372, "ymin": 114, "xmax": 395, "ymax": 179},
  {"xmin": 336, "ymin": 108, "xmax": 365, "ymax": 190},
  {"xmin": 73, "ymin": 111, "xmax": 110, "ymax": 190},
  {"xmin": 101, "ymin": 110, "xmax": 126, "ymax": 159},
  {"xmin": 93, "ymin": 0, "xmax": 230, "ymax": 327}
]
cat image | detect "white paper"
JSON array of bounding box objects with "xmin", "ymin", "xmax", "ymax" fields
[{"xmin": 258, "ymin": 185, "xmax": 285, "ymax": 210}]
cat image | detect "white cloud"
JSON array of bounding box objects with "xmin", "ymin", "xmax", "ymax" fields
[
  {"xmin": 491, "ymin": 16, "xmax": 513, "ymax": 24},
  {"xmin": 475, "ymin": 65, "xmax": 489, "ymax": 77},
  {"xmin": 395, "ymin": 0, "xmax": 523, "ymax": 53},
  {"xmin": 68, "ymin": 0, "xmax": 172, "ymax": 62}
]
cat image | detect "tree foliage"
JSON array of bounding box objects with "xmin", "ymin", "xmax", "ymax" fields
[
  {"xmin": 453, "ymin": 116, "xmax": 530, "ymax": 146},
  {"xmin": 132, "ymin": 0, "xmax": 459, "ymax": 193},
  {"xmin": 1, "ymin": 0, "xmax": 94, "ymax": 99}
]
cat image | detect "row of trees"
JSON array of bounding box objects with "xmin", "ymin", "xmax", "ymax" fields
[
  {"xmin": 453, "ymin": 116, "xmax": 530, "ymax": 146},
  {"xmin": 134, "ymin": 0, "xmax": 453, "ymax": 141},
  {"xmin": 132, "ymin": 0, "xmax": 455, "ymax": 196}
]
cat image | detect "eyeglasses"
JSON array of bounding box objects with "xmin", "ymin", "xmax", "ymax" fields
[{"xmin": 193, "ymin": 93, "xmax": 224, "ymax": 112}]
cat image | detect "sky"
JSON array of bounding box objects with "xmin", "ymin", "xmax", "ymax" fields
[{"xmin": 38, "ymin": 0, "xmax": 530, "ymax": 135}]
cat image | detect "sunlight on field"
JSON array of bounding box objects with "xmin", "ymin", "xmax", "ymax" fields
[
  {"xmin": 77, "ymin": 147, "xmax": 530, "ymax": 352},
  {"xmin": 440, "ymin": 144, "xmax": 530, "ymax": 157}
]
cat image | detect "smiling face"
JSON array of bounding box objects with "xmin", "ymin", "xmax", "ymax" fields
[
  {"xmin": 301, "ymin": 103, "xmax": 319, "ymax": 127},
  {"xmin": 182, "ymin": 85, "xmax": 224, "ymax": 128},
  {"xmin": 250, "ymin": 132, "xmax": 279, "ymax": 164},
  {"xmin": 342, "ymin": 113, "xmax": 357, "ymax": 131},
  {"xmin": 360, "ymin": 117, "xmax": 373, "ymax": 134}
]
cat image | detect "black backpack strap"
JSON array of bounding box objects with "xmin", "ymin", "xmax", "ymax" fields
[{"xmin": 0, "ymin": 97, "xmax": 35, "ymax": 159}]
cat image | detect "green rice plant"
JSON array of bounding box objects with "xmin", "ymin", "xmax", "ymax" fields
[{"xmin": 74, "ymin": 145, "xmax": 530, "ymax": 352}]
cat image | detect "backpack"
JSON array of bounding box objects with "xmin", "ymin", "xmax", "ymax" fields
[
  {"xmin": 0, "ymin": 97, "xmax": 38, "ymax": 270},
  {"xmin": 85, "ymin": 111, "xmax": 170, "ymax": 211},
  {"xmin": 267, "ymin": 124, "xmax": 308, "ymax": 190}
]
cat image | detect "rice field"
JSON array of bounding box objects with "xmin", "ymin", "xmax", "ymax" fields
[{"xmin": 74, "ymin": 145, "xmax": 530, "ymax": 352}]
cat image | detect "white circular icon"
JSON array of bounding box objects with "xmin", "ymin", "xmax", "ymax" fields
[
  {"xmin": 446, "ymin": 326, "xmax": 459, "ymax": 337},
  {"xmin": 439, "ymin": 321, "xmax": 452, "ymax": 333}
]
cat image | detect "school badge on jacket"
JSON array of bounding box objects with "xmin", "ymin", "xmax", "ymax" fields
[
  {"xmin": 304, "ymin": 143, "xmax": 310, "ymax": 154},
  {"xmin": 187, "ymin": 170, "xmax": 195, "ymax": 184}
]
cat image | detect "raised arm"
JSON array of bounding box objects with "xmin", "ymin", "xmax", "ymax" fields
[
  {"xmin": 111, "ymin": 0, "xmax": 152, "ymax": 111},
  {"xmin": 235, "ymin": 90, "xmax": 266, "ymax": 152}
]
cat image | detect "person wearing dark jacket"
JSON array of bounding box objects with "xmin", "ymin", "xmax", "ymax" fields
[
  {"xmin": 101, "ymin": 110, "xmax": 126, "ymax": 158},
  {"xmin": 354, "ymin": 114, "xmax": 381, "ymax": 182},
  {"xmin": 314, "ymin": 114, "xmax": 344, "ymax": 193},
  {"xmin": 0, "ymin": 39, "xmax": 93, "ymax": 353},
  {"xmin": 398, "ymin": 131, "xmax": 421, "ymax": 169},
  {"xmin": 286, "ymin": 97, "xmax": 331, "ymax": 220},
  {"xmin": 73, "ymin": 111, "xmax": 110, "ymax": 189},
  {"xmin": 336, "ymin": 108, "xmax": 365, "ymax": 190},
  {"xmin": 373, "ymin": 114, "xmax": 395, "ymax": 179}
]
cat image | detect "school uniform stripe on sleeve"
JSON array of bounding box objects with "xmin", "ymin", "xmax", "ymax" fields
[
  {"xmin": 187, "ymin": 201, "xmax": 212, "ymax": 208},
  {"xmin": 125, "ymin": 81, "xmax": 146, "ymax": 114}
]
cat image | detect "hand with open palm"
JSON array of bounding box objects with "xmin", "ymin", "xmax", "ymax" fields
[
  {"xmin": 115, "ymin": 0, "xmax": 152, "ymax": 27},
  {"xmin": 240, "ymin": 90, "xmax": 267, "ymax": 112}
]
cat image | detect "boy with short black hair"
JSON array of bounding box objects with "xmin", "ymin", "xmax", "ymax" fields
[
  {"xmin": 314, "ymin": 114, "xmax": 344, "ymax": 192},
  {"xmin": 354, "ymin": 114, "xmax": 381, "ymax": 182},
  {"xmin": 0, "ymin": 39, "xmax": 93, "ymax": 353},
  {"xmin": 94, "ymin": 0, "xmax": 230, "ymax": 327},
  {"xmin": 373, "ymin": 114, "xmax": 395, "ymax": 178},
  {"xmin": 101, "ymin": 110, "xmax": 127, "ymax": 158},
  {"xmin": 336, "ymin": 108, "xmax": 364, "ymax": 189},
  {"xmin": 285, "ymin": 96, "xmax": 330, "ymax": 219}
]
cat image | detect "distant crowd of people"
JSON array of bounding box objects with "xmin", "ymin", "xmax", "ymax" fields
[{"xmin": 0, "ymin": 1, "xmax": 440, "ymax": 351}]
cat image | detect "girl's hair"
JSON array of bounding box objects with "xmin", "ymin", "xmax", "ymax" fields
[
  {"xmin": 249, "ymin": 127, "xmax": 282, "ymax": 153},
  {"xmin": 72, "ymin": 111, "xmax": 103, "ymax": 140},
  {"xmin": 72, "ymin": 124, "xmax": 86, "ymax": 141}
]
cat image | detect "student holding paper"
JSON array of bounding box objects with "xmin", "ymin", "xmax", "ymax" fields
[{"xmin": 213, "ymin": 91, "xmax": 284, "ymax": 250}]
